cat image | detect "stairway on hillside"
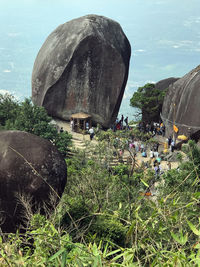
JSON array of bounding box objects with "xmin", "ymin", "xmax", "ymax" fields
[
  {"xmin": 55, "ymin": 120, "xmax": 145, "ymax": 167},
  {"xmin": 72, "ymin": 136, "xmax": 87, "ymax": 149},
  {"xmin": 67, "ymin": 137, "xmax": 131, "ymax": 167}
]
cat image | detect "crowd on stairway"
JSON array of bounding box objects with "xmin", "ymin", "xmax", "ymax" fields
[
  {"xmin": 110, "ymin": 114, "xmax": 180, "ymax": 176},
  {"xmin": 112, "ymin": 114, "xmax": 166, "ymax": 137}
]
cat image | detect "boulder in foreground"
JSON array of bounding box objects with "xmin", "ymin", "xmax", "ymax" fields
[{"xmin": 0, "ymin": 131, "xmax": 67, "ymax": 232}]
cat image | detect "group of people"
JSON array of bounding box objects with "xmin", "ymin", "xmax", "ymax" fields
[
  {"xmin": 66, "ymin": 116, "xmax": 175, "ymax": 177},
  {"xmin": 114, "ymin": 134, "xmax": 173, "ymax": 177},
  {"xmin": 128, "ymin": 139, "xmax": 160, "ymax": 157},
  {"xmin": 113, "ymin": 115, "xmax": 129, "ymax": 131},
  {"xmin": 111, "ymin": 116, "xmax": 166, "ymax": 139},
  {"xmin": 138, "ymin": 121, "xmax": 165, "ymax": 136}
]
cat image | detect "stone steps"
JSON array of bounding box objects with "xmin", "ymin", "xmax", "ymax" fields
[
  {"xmin": 67, "ymin": 146, "xmax": 130, "ymax": 168},
  {"xmin": 64, "ymin": 125, "xmax": 132, "ymax": 166}
]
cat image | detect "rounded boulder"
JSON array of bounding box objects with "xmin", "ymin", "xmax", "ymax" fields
[
  {"xmin": 161, "ymin": 65, "xmax": 200, "ymax": 137},
  {"xmin": 32, "ymin": 14, "xmax": 131, "ymax": 128},
  {"xmin": 0, "ymin": 130, "xmax": 67, "ymax": 232}
]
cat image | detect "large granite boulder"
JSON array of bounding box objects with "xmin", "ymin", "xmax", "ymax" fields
[
  {"xmin": 151, "ymin": 77, "xmax": 179, "ymax": 122},
  {"xmin": 155, "ymin": 77, "xmax": 179, "ymax": 91},
  {"xmin": 32, "ymin": 14, "xmax": 131, "ymax": 128},
  {"xmin": 0, "ymin": 131, "xmax": 67, "ymax": 232},
  {"xmin": 161, "ymin": 65, "xmax": 200, "ymax": 137}
]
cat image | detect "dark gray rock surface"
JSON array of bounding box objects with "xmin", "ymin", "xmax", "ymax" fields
[
  {"xmin": 155, "ymin": 77, "xmax": 179, "ymax": 91},
  {"xmin": 32, "ymin": 14, "xmax": 131, "ymax": 128},
  {"xmin": 0, "ymin": 131, "xmax": 67, "ymax": 232},
  {"xmin": 161, "ymin": 65, "xmax": 200, "ymax": 137},
  {"xmin": 152, "ymin": 77, "xmax": 179, "ymax": 122}
]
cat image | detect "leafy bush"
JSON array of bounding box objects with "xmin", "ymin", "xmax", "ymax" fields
[
  {"xmin": 2, "ymin": 118, "xmax": 200, "ymax": 265},
  {"xmin": 89, "ymin": 216, "xmax": 127, "ymax": 247},
  {"xmin": 0, "ymin": 95, "xmax": 72, "ymax": 155},
  {"xmin": 130, "ymin": 83, "xmax": 167, "ymax": 122},
  {"xmin": 0, "ymin": 93, "xmax": 19, "ymax": 126}
]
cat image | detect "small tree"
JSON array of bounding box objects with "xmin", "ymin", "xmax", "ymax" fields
[
  {"xmin": 4, "ymin": 97, "xmax": 72, "ymax": 156},
  {"xmin": 6, "ymin": 98, "xmax": 57, "ymax": 139},
  {"xmin": 0, "ymin": 93, "xmax": 19, "ymax": 126},
  {"xmin": 130, "ymin": 83, "xmax": 166, "ymax": 123}
]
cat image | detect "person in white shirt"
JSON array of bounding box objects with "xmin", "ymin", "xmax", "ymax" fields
[
  {"xmin": 89, "ymin": 127, "xmax": 94, "ymax": 140},
  {"xmin": 150, "ymin": 150, "xmax": 154, "ymax": 158},
  {"xmin": 70, "ymin": 119, "xmax": 74, "ymax": 131}
]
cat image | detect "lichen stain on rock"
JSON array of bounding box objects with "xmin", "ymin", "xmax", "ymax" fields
[{"xmin": 65, "ymin": 90, "xmax": 76, "ymax": 110}]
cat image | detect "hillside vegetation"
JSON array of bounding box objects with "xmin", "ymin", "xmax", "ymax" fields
[
  {"xmin": 130, "ymin": 83, "xmax": 166, "ymax": 122},
  {"xmin": 1, "ymin": 94, "xmax": 200, "ymax": 266},
  {"xmin": 0, "ymin": 93, "xmax": 72, "ymax": 155}
]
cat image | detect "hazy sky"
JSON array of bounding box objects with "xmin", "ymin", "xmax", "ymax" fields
[{"xmin": 0, "ymin": 0, "xmax": 200, "ymax": 116}]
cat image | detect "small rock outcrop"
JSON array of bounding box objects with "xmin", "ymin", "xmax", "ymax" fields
[
  {"xmin": 32, "ymin": 14, "xmax": 131, "ymax": 128},
  {"xmin": 155, "ymin": 77, "xmax": 179, "ymax": 91},
  {"xmin": 161, "ymin": 65, "xmax": 200, "ymax": 137},
  {"xmin": 0, "ymin": 131, "xmax": 67, "ymax": 232}
]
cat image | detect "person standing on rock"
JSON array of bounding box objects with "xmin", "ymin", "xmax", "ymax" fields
[
  {"xmin": 150, "ymin": 149, "xmax": 154, "ymax": 159},
  {"xmin": 89, "ymin": 127, "xmax": 95, "ymax": 141},
  {"xmin": 120, "ymin": 115, "xmax": 124, "ymax": 129},
  {"xmin": 168, "ymin": 136, "xmax": 172, "ymax": 148},
  {"xmin": 171, "ymin": 139, "xmax": 175, "ymax": 152},
  {"xmin": 153, "ymin": 142, "xmax": 159, "ymax": 152},
  {"xmin": 124, "ymin": 116, "xmax": 128, "ymax": 129},
  {"xmin": 154, "ymin": 162, "xmax": 161, "ymax": 177}
]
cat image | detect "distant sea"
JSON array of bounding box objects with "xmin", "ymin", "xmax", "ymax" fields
[{"xmin": 1, "ymin": 1, "xmax": 200, "ymax": 124}]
